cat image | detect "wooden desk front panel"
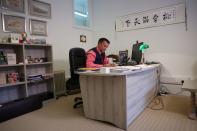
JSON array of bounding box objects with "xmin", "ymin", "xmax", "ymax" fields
[
  {"xmin": 80, "ymin": 75, "xmax": 126, "ymax": 128},
  {"xmin": 79, "ymin": 67, "xmax": 158, "ymax": 129}
]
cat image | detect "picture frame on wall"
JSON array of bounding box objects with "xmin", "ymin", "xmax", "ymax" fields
[
  {"xmin": 80, "ymin": 35, "xmax": 86, "ymax": 43},
  {"xmin": 1, "ymin": 0, "xmax": 25, "ymax": 13},
  {"xmin": 28, "ymin": 0, "xmax": 51, "ymax": 19},
  {"xmin": 30, "ymin": 19, "xmax": 47, "ymax": 36},
  {"xmin": 2, "ymin": 14, "xmax": 26, "ymax": 33}
]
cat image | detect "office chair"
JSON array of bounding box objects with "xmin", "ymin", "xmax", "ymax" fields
[{"xmin": 66, "ymin": 48, "xmax": 86, "ymax": 108}]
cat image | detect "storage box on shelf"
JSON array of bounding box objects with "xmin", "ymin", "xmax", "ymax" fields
[{"xmin": 0, "ymin": 42, "xmax": 54, "ymax": 122}]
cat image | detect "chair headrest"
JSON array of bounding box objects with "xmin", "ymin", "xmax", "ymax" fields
[{"xmin": 69, "ymin": 48, "xmax": 86, "ymax": 56}]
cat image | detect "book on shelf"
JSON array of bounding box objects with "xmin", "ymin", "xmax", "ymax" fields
[
  {"xmin": 7, "ymin": 72, "xmax": 19, "ymax": 83},
  {"xmin": 0, "ymin": 72, "xmax": 6, "ymax": 85},
  {"xmin": 7, "ymin": 53, "xmax": 16, "ymax": 65}
]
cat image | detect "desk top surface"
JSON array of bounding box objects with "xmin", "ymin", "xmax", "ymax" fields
[
  {"xmin": 77, "ymin": 64, "xmax": 160, "ymax": 76},
  {"xmin": 182, "ymin": 80, "xmax": 197, "ymax": 92}
]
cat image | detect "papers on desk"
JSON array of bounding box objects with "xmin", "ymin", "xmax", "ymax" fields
[
  {"xmin": 110, "ymin": 66, "xmax": 142, "ymax": 73},
  {"xmin": 77, "ymin": 65, "xmax": 144, "ymax": 73},
  {"xmin": 110, "ymin": 68, "xmax": 129, "ymax": 73},
  {"xmin": 77, "ymin": 67, "xmax": 100, "ymax": 72}
]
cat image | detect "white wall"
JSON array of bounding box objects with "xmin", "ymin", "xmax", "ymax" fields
[
  {"xmin": 46, "ymin": 0, "xmax": 94, "ymax": 76},
  {"xmin": 0, "ymin": 0, "xmax": 95, "ymax": 78},
  {"xmin": 93, "ymin": 0, "xmax": 197, "ymax": 82}
]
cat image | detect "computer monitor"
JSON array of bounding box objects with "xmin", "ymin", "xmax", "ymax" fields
[{"xmin": 131, "ymin": 42, "xmax": 143, "ymax": 64}]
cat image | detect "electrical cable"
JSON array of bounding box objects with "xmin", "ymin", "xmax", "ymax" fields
[
  {"xmin": 148, "ymin": 79, "xmax": 185, "ymax": 110},
  {"xmin": 148, "ymin": 67, "xmax": 164, "ymax": 110},
  {"xmin": 160, "ymin": 80, "xmax": 185, "ymax": 95},
  {"xmin": 148, "ymin": 95, "xmax": 165, "ymax": 110}
]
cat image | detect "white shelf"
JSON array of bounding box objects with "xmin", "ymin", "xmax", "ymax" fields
[
  {"xmin": 0, "ymin": 42, "xmax": 54, "ymax": 104},
  {"xmin": 0, "ymin": 43, "xmax": 52, "ymax": 47},
  {"xmin": 0, "ymin": 43, "xmax": 23, "ymax": 46},
  {"xmin": 26, "ymin": 62, "xmax": 53, "ymax": 66},
  {"xmin": 0, "ymin": 64, "xmax": 24, "ymax": 68},
  {"xmin": 24, "ymin": 44, "xmax": 52, "ymax": 47},
  {"xmin": 0, "ymin": 82, "xmax": 26, "ymax": 88}
]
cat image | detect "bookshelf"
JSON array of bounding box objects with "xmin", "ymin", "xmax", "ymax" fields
[{"xmin": 0, "ymin": 42, "xmax": 54, "ymax": 105}]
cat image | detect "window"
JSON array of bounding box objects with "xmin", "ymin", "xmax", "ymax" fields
[{"xmin": 73, "ymin": 0, "xmax": 91, "ymax": 28}]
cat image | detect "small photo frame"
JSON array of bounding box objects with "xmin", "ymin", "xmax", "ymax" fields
[
  {"xmin": 80, "ymin": 35, "xmax": 86, "ymax": 43},
  {"xmin": 1, "ymin": 0, "xmax": 25, "ymax": 13},
  {"xmin": 2, "ymin": 14, "xmax": 26, "ymax": 33},
  {"xmin": 119, "ymin": 50, "xmax": 128, "ymax": 63},
  {"xmin": 28, "ymin": 0, "xmax": 51, "ymax": 19},
  {"xmin": 9, "ymin": 33, "xmax": 20, "ymax": 43},
  {"xmin": 30, "ymin": 19, "xmax": 47, "ymax": 36}
]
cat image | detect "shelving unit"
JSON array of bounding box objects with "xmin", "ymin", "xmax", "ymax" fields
[{"xmin": 0, "ymin": 42, "xmax": 54, "ymax": 105}]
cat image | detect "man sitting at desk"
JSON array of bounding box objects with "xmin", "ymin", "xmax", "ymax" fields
[{"xmin": 86, "ymin": 38, "xmax": 115, "ymax": 68}]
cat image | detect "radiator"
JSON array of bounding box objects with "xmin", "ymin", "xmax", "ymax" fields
[{"xmin": 54, "ymin": 70, "xmax": 66, "ymax": 97}]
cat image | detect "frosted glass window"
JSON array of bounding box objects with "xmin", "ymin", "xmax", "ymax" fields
[{"xmin": 73, "ymin": 0, "xmax": 90, "ymax": 27}]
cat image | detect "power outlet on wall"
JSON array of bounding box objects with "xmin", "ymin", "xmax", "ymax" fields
[{"xmin": 159, "ymin": 77, "xmax": 186, "ymax": 95}]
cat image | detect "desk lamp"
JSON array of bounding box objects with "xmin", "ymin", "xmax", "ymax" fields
[{"xmin": 139, "ymin": 42, "xmax": 149, "ymax": 64}]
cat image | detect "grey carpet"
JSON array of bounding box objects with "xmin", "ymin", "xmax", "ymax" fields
[{"xmin": 0, "ymin": 94, "xmax": 197, "ymax": 131}]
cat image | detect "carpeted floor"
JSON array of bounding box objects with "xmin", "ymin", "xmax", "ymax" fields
[{"xmin": 0, "ymin": 94, "xmax": 197, "ymax": 131}]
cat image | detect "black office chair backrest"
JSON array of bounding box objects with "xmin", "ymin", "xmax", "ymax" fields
[{"xmin": 69, "ymin": 48, "xmax": 86, "ymax": 78}]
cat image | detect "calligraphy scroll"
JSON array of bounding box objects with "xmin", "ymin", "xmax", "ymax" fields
[{"xmin": 115, "ymin": 3, "xmax": 185, "ymax": 31}]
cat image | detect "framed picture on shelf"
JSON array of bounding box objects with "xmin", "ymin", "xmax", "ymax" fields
[
  {"xmin": 30, "ymin": 19, "xmax": 47, "ymax": 36},
  {"xmin": 2, "ymin": 14, "xmax": 26, "ymax": 33},
  {"xmin": 28, "ymin": 0, "xmax": 51, "ymax": 19},
  {"xmin": 1, "ymin": 0, "xmax": 25, "ymax": 13},
  {"xmin": 7, "ymin": 53, "xmax": 16, "ymax": 65},
  {"xmin": 119, "ymin": 50, "xmax": 128, "ymax": 64}
]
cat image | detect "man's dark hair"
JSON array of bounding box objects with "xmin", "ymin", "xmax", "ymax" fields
[{"xmin": 98, "ymin": 38, "xmax": 110, "ymax": 44}]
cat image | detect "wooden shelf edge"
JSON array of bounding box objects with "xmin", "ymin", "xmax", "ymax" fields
[
  {"xmin": 0, "ymin": 43, "xmax": 23, "ymax": 46},
  {"xmin": 24, "ymin": 44, "xmax": 52, "ymax": 47},
  {"xmin": 0, "ymin": 64, "xmax": 24, "ymax": 67},
  {"xmin": 0, "ymin": 43, "xmax": 52, "ymax": 47},
  {"xmin": 26, "ymin": 62, "xmax": 53, "ymax": 66},
  {"xmin": 0, "ymin": 82, "xmax": 26, "ymax": 88}
]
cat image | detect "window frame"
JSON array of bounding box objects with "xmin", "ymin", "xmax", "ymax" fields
[{"xmin": 72, "ymin": 0, "xmax": 93, "ymax": 30}]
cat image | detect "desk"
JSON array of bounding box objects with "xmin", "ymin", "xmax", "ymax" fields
[
  {"xmin": 182, "ymin": 80, "xmax": 197, "ymax": 120},
  {"xmin": 78, "ymin": 65, "xmax": 160, "ymax": 129}
]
